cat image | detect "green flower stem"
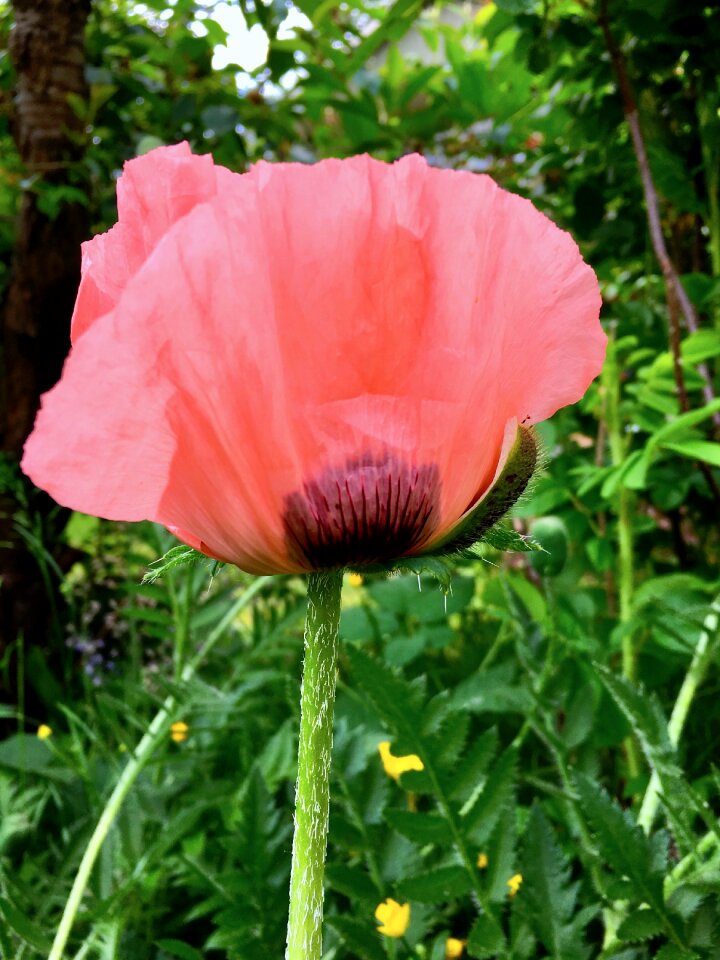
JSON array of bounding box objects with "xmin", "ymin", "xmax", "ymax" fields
[
  {"xmin": 286, "ymin": 570, "xmax": 343, "ymax": 960},
  {"xmin": 48, "ymin": 576, "xmax": 268, "ymax": 960},
  {"xmin": 637, "ymin": 594, "xmax": 720, "ymax": 834},
  {"xmin": 603, "ymin": 341, "xmax": 641, "ymax": 780}
]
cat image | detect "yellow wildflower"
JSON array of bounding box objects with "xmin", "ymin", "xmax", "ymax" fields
[
  {"xmin": 477, "ymin": 852, "xmax": 488, "ymax": 869},
  {"xmin": 37, "ymin": 724, "xmax": 52, "ymax": 740},
  {"xmin": 445, "ymin": 937, "xmax": 466, "ymax": 958},
  {"xmin": 375, "ymin": 898, "xmax": 410, "ymax": 938},
  {"xmin": 347, "ymin": 572, "xmax": 364, "ymax": 587},
  {"xmin": 170, "ymin": 721, "xmax": 189, "ymax": 743},
  {"xmin": 378, "ymin": 741, "xmax": 424, "ymax": 781},
  {"xmin": 507, "ymin": 873, "xmax": 523, "ymax": 897}
]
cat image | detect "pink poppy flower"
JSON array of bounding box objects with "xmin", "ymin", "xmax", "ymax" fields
[{"xmin": 22, "ymin": 144, "xmax": 605, "ymax": 575}]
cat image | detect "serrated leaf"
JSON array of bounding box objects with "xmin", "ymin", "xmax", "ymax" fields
[
  {"xmin": 397, "ymin": 864, "xmax": 472, "ymax": 902},
  {"xmin": 325, "ymin": 915, "xmax": 386, "ymax": 960},
  {"xmin": 519, "ymin": 805, "xmax": 596, "ymax": 960},
  {"xmin": 466, "ymin": 913, "xmax": 507, "ymax": 959},
  {"xmin": 484, "ymin": 806, "xmax": 518, "ymax": 903},
  {"xmin": 666, "ymin": 886, "xmax": 706, "ymax": 922},
  {"xmin": 325, "ymin": 863, "xmax": 380, "ymax": 903},
  {"xmin": 617, "ymin": 907, "xmax": 665, "ymax": 942},
  {"xmin": 143, "ymin": 544, "xmax": 206, "ymax": 583},
  {"xmin": 574, "ymin": 773, "xmax": 683, "ymax": 941},
  {"xmin": 389, "ymin": 555, "xmax": 454, "ymax": 593},
  {"xmin": 593, "ymin": 666, "xmax": 695, "ymax": 838},
  {"xmin": 345, "ymin": 646, "xmax": 425, "ymax": 744},
  {"xmin": 385, "ymin": 809, "xmax": 453, "ymax": 845},
  {"xmin": 428, "ymin": 711, "xmax": 470, "ymax": 772},
  {"xmin": 654, "ymin": 947, "xmax": 700, "ymax": 960},
  {"xmin": 463, "ymin": 747, "xmax": 517, "ymax": 845},
  {"xmin": 606, "ymin": 879, "xmax": 636, "ymax": 901},
  {"xmin": 594, "ymin": 666, "xmax": 674, "ymax": 760},
  {"xmin": 478, "ymin": 524, "xmax": 542, "ymax": 554},
  {"xmin": 449, "ymin": 728, "xmax": 499, "ymax": 804},
  {"xmin": 448, "ymin": 663, "xmax": 533, "ymax": 716}
]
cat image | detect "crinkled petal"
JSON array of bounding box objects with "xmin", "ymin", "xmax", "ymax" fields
[
  {"xmin": 71, "ymin": 143, "xmax": 219, "ymax": 341},
  {"xmin": 23, "ymin": 147, "xmax": 605, "ymax": 573}
]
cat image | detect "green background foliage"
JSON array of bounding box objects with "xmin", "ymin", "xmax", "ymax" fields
[{"xmin": 0, "ymin": 0, "xmax": 719, "ymax": 957}]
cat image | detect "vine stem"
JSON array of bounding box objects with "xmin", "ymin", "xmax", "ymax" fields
[
  {"xmin": 637, "ymin": 595, "xmax": 720, "ymax": 833},
  {"xmin": 47, "ymin": 576, "xmax": 268, "ymax": 960},
  {"xmin": 286, "ymin": 570, "xmax": 343, "ymax": 960}
]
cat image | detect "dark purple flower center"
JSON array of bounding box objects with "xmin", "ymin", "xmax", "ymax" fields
[{"xmin": 283, "ymin": 454, "xmax": 441, "ymax": 570}]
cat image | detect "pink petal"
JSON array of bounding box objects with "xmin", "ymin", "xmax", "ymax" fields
[
  {"xmin": 23, "ymin": 147, "xmax": 605, "ymax": 573},
  {"xmin": 71, "ymin": 143, "xmax": 219, "ymax": 341}
]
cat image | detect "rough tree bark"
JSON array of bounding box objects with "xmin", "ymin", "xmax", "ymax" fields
[{"xmin": 0, "ymin": 0, "xmax": 91, "ymax": 664}]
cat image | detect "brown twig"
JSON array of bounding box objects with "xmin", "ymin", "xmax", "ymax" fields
[{"xmin": 598, "ymin": 0, "xmax": 720, "ymax": 505}]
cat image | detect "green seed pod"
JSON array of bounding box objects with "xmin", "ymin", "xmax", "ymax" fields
[{"xmin": 529, "ymin": 516, "xmax": 569, "ymax": 578}]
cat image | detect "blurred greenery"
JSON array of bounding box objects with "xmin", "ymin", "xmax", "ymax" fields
[{"xmin": 0, "ymin": 0, "xmax": 719, "ymax": 958}]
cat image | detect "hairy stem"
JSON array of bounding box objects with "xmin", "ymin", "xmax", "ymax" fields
[
  {"xmin": 48, "ymin": 577, "xmax": 268, "ymax": 960},
  {"xmin": 286, "ymin": 570, "xmax": 343, "ymax": 960}
]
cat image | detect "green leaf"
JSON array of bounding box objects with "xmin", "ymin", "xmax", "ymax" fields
[
  {"xmin": 341, "ymin": 0, "xmax": 424, "ymax": 75},
  {"xmin": 427, "ymin": 711, "xmax": 470, "ymax": 772},
  {"xmin": 155, "ymin": 940, "xmax": 204, "ymax": 960},
  {"xmin": 142, "ymin": 544, "xmax": 205, "ymax": 583},
  {"xmin": 385, "ymin": 809, "xmax": 453, "ymax": 845},
  {"xmin": 519, "ymin": 805, "xmax": 596, "ymax": 960},
  {"xmin": 574, "ymin": 773, "xmax": 679, "ymax": 937},
  {"xmin": 478, "ymin": 524, "xmax": 541, "ymax": 554},
  {"xmin": 463, "ymin": 747, "xmax": 517, "ymax": 845},
  {"xmin": 654, "ymin": 947, "xmax": 700, "ymax": 960},
  {"xmin": 448, "ymin": 664, "xmax": 533, "ymax": 716},
  {"xmin": 0, "ymin": 899, "xmax": 52, "ymax": 953},
  {"xmin": 325, "ymin": 863, "xmax": 380, "ymax": 903},
  {"xmin": 495, "ymin": 0, "xmax": 535, "ymax": 12},
  {"xmin": 484, "ymin": 806, "xmax": 518, "ymax": 903},
  {"xmin": 593, "ymin": 666, "xmax": 694, "ymax": 838},
  {"xmin": 680, "ymin": 329, "xmax": 720, "ymax": 364},
  {"xmin": 345, "ymin": 646, "xmax": 425, "ymax": 745},
  {"xmin": 660, "ymin": 440, "xmax": 720, "ymax": 467},
  {"xmin": 136, "ymin": 134, "xmax": 166, "ymax": 155},
  {"xmin": 397, "ymin": 864, "xmax": 472, "ymax": 902},
  {"xmin": 616, "ymin": 908, "xmax": 665, "ymax": 942},
  {"xmin": 325, "ymin": 915, "xmax": 386, "ymax": 960},
  {"xmin": 593, "ymin": 666, "xmax": 674, "ymax": 761},
  {"xmin": 630, "ymin": 398, "xmax": 720, "ymax": 487},
  {"xmin": 449, "ymin": 727, "xmax": 499, "ymax": 804},
  {"xmin": 466, "ymin": 913, "xmax": 507, "ymax": 959},
  {"xmin": 389, "ymin": 555, "xmax": 455, "ymax": 593}
]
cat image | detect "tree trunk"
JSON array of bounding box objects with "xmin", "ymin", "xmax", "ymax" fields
[{"xmin": 0, "ymin": 0, "xmax": 90, "ymax": 673}]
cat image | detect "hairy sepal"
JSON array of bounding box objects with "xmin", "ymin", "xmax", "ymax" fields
[{"xmin": 426, "ymin": 425, "xmax": 538, "ymax": 556}]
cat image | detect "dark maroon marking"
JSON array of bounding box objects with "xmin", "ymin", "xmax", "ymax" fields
[{"xmin": 283, "ymin": 454, "xmax": 441, "ymax": 570}]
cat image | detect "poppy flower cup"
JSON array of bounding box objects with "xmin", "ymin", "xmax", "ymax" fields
[{"xmin": 22, "ymin": 144, "xmax": 605, "ymax": 573}]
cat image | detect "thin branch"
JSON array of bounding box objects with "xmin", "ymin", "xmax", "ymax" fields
[
  {"xmin": 598, "ymin": 0, "xmax": 720, "ymax": 438},
  {"xmin": 598, "ymin": 0, "xmax": 720, "ymax": 513}
]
